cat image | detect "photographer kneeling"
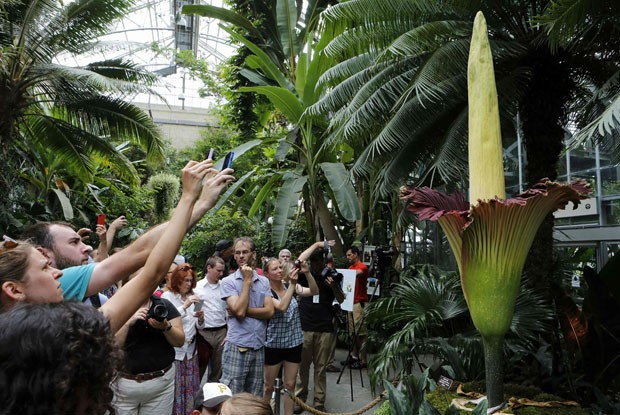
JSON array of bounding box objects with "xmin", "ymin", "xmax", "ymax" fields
[{"xmin": 113, "ymin": 288, "xmax": 184, "ymax": 415}]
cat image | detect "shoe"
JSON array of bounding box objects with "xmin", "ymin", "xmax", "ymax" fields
[
  {"xmin": 340, "ymin": 355, "xmax": 359, "ymax": 366},
  {"xmin": 314, "ymin": 404, "xmax": 325, "ymax": 412},
  {"xmin": 351, "ymin": 360, "xmax": 367, "ymax": 369},
  {"xmin": 326, "ymin": 364, "xmax": 340, "ymax": 372},
  {"xmin": 293, "ymin": 405, "xmax": 303, "ymax": 414}
]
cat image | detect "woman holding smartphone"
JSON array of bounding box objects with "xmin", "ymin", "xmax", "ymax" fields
[{"xmin": 162, "ymin": 263, "xmax": 203, "ymax": 415}]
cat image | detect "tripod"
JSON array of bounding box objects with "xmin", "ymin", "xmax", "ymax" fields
[{"xmin": 336, "ymin": 273, "xmax": 381, "ymax": 401}]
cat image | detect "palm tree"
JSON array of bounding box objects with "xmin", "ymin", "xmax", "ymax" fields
[
  {"xmin": 0, "ymin": 0, "xmax": 165, "ymax": 224},
  {"xmin": 185, "ymin": 0, "xmax": 359, "ymax": 252},
  {"xmin": 312, "ymin": 0, "xmax": 618, "ymax": 293}
]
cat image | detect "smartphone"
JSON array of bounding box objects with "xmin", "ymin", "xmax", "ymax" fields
[
  {"xmin": 207, "ymin": 148, "xmax": 214, "ymax": 160},
  {"xmin": 222, "ymin": 151, "xmax": 234, "ymax": 169},
  {"xmin": 193, "ymin": 300, "xmax": 204, "ymax": 312},
  {"xmin": 97, "ymin": 214, "xmax": 105, "ymax": 226}
]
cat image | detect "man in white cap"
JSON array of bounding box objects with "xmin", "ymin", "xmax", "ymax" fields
[{"xmin": 191, "ymin": 382, "xmax": 232, "ymax": 415}]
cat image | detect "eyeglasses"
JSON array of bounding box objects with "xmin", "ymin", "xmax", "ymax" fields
[
  {"xmin": 179, "ymin": 265, "xmax": 195, "ymax": 272},
  {"xmin": 0, "ymin": 235, "xmax": 18, "ymax": 254}
]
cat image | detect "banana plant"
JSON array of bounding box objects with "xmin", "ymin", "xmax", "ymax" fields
[
  {"xmin": 401, "ymin": 12, "xmax": 590, "ymax": 411},
  {"xmin": 184, "ymin": 1, "xmax": 360, "ymax": 251}
]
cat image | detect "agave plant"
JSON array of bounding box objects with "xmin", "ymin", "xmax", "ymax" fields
[{"xmin": 401, "ymin": 12, "xmax": 590, "ymax": 410}]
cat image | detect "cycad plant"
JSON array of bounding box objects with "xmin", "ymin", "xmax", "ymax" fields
[{"xmin": 0, "ymin": 0, "xmax": 165, "ymax": 219}]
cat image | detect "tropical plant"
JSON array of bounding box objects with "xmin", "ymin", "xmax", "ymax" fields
[
  {"xmin": 184, "ymin": 0, "xmax": 360, "ymax": 252},
  {"xmin": 146, "ymin": 173, "xmax": 180, "ymax": 223},
  {"xmin": 366, "ymin": 264, "xmax": 556, "ymax": 391},
  {"xmin": 0, "ymin": 0, "xmax": 165, "ymax": 229},
  {"xmin": 401, "ymin": 12, "xmax": 590, "ymax": 408},
  {"xmin": 312, "ymin": 0, "xmax": 620, "ymax": 289}
]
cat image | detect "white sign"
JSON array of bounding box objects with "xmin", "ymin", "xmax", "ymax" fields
[
  {"xmin": 554, "ymin": 197, "xmax": 597, "ymax": 218},
  {"xmin": 339, "ymin": 269, "xmax": 356, "ymax": 312},
  {"xmin": 367, "ymin": 277, "xmax": 380, "ymax": 296}
]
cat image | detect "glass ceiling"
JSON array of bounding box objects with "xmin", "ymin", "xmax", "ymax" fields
[{"xmin": 55, "ymin": 0, "xmax": 236, "ymax": 109}]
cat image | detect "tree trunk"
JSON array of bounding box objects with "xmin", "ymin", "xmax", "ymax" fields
[
  {"xmin": 316, "ymin": 195, "xmax": 344, "ymax": 256},
  {"xmin": 521, "ymin": 47, "xmax": 574, "ymax": 292}
]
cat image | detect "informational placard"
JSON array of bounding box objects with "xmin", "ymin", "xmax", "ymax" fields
[
  {"xmin": 339, "ymin": 269, "xmax": 356, "ymax": 312},
  {"xmin": 363, "ymin": 245, "xmax": 375, "ymax": 265}
]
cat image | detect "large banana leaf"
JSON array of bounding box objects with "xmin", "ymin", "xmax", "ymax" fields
[
  {"xmin": 272, "ymin": 174, "xmax": 307, "ymax": 248},
  {"xmin": 277, "ymin": 0, "xmax": 300, "ymax": 62},
  {"xmin": 221, "ymin": 26, "xmax": 294, "ymax": 91},
  {"xmin": 239, "ymin": 86, "xmax": 304, "ymax": 123},
  {"xmin": 248, "ymin": 172, "xmax": 283, "ymax": 217},
  {"xmin": 319, "ymin": 162, "xmax": 361, "ymax": 222}
]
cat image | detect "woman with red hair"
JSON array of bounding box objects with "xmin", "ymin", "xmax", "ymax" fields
[{"xmin": 162, "ymin": 263, "xmax": 204, "ymax": 415}]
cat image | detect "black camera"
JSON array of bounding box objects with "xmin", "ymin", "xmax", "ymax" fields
[
  {"xmin": 320, "ymin": 266, "xmax": 339, "ymax": 282},
  {"xmin": 148, "ymin": 297, "xmax": 169, "ymax": 322}
]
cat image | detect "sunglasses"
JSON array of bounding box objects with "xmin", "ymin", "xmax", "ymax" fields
[
  {"xmin": 0, "ymin": 235, "xmax": 19, "ymax": 254},
  {"xmin": 179, "ymin": 265, "xmax": 195, "ymax": 272}
]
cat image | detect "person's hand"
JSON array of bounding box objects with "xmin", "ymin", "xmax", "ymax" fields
[
  {"xmin": 325, "ymin": 276, "xmax": 334, "ymax": 287},
  {"xmin": 110, "ymin": 216, "xmax": 128, "ymax": 231},
  {"xmin": 183, "ymin": 294, "xmax": 200, "ymax": 310},
  {"xmin": 300, "ymin": 260, "xmax": 310, "ymax": 275},
  {"xmin": 194, "ymin": 310, "xmax": 204, "ymax": 319},
  {"xmin": 147, "ymin": 317, "xmax": 170, "ymax": 331},
  {"xmin": 181, "ymin": 160, "xmax": 214, "ymax": 200},
  {"xmin": 128, "ymin": 307, "xmax": 148, "ymax": 326},
  {"xmin": 95, "ymin": 224, "xmax": 107, "ymax": 240},
  {"xmin": 240, "ymin": 265, "xmax": 253, "ymax": 282},
  {"xmin": 77, "ymin": 228, "xmax": 92, "ymax": 243},
  {"xmin": 289, "ymin": 267, "xmax": 299, "ymax": 284},
  {"xmin": 198, "ymin": 166, "xmax": 235, "ymax": 210}
]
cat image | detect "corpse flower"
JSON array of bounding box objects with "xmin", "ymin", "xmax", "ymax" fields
[{"xmin": 401, "ymin": 11, "xmax": 591, "ymax": 413}]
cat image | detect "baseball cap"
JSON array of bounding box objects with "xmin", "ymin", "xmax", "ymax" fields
[
  {"xmin": 195, "ymin": 383, "xmax": 232, "ymax": 409},
  {"xmin": 215, "ymin": 240, "xmax": 232, "ymax": 252}
]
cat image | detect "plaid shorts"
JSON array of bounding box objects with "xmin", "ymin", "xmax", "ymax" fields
[{"xmin": 220, "ymin": 342, "xmax": 265, "ymax": 396}]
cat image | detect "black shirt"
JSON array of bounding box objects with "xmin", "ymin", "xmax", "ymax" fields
[
  {"xmin": 122, "ymin": 297, "xmax": 181, "ymax": 374},
  {"xmin": 299, "ymin": 270, "xmax": 343, "ymax": 333}
]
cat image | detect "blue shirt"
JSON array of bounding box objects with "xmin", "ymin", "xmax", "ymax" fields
[
  {"xmin": 60, "ymin": 264, "xmax": 95, "ymax": 301},
  {"xmin": 220, "ymin": 270, "xmax": 272, "ymax": 349}
]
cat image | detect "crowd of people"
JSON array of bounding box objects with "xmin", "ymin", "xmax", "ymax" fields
[{"xmin": 0, "ymin": 157, "xmax": 371, "ymax": 415}]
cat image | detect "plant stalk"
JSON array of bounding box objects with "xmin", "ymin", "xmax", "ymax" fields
[{"xmin": 482, "ymin": 335, "xmax": 505, "ymax": 410}]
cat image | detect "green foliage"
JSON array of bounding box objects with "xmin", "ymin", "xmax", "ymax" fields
[
  {"xmin": 366, "ymin": 264, "xmax": 555, "ymax": 390},
  {"xmin": 146, "ymin": 173, "xmax": 180, "ymax": 223},
  {"xmin": 181, "ymin": 206, "xmax": 269, "ymax": 272}
]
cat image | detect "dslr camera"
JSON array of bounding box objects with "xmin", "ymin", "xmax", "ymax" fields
[{"xmin": 148, "ymin": 296, "xmax": 169, "ymax": 322}]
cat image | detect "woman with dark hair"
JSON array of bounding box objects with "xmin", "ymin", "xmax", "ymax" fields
[
  {"xmin": 0, "ymin": 302, "xmax": 122, "ymax": 415},
  {"xmin": 162, "ymin": 263, "xmax": 204, "ymax": 415},
  {"xmin": 262, "ymin": 258, "xmax": 318, "ymax": 415}
]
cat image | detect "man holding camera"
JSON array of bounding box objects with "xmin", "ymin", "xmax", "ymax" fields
[
  {"xmin": 113, "ymin": 293, "xmax": 184, "ymax": 415},
  {"xmin": 294, "ymin": 241, "xmax": 343, "ymax": 413}
]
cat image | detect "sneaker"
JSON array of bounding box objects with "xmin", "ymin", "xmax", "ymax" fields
[
  {"xmin": 326, "ymin": 364, "xmax": 340, "ymax": 373},
  {"xmin": 350, "ymin": 360, "xmax": 367, "ymax": 369}
]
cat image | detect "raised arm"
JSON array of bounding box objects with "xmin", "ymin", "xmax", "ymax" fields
[
  {"xmin": 295, "ymin": 261, "xmax": 319, "ymax": 297},
  {"xmin": 101, "ymin": 161, "xmax": 232, "ymax": 332},
  {"xmin": 297, "ymin": 240, "xmax": 335, "ymax": 262},
  {"xmin": 84, "ymin": 163, "xmax": 234, "ymax": 297},
  {"xmin": 272, "ymin": 268, "xmax": 299, "ymax": 312},
  {"xmin": 105, "ymin": 216, "xmax": 128, "ymax": 253},
  {"xmin": 91, "ymin": 224, "xmax": 109, "ymax": 262}
]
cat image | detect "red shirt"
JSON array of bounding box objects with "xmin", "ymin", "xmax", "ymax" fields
[{"xmin": 349, "ymin": 261, "xmax": 369, "ymax": 304}]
